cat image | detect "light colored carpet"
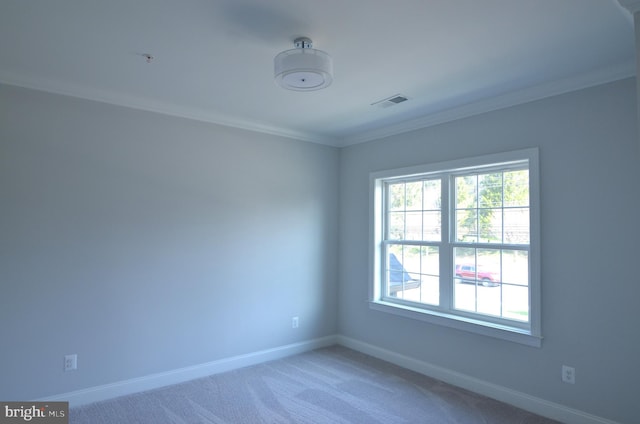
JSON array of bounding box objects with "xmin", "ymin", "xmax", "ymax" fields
[{"xmin": 70, "ymin": 346, "xmax": 560, "ymax": 423}]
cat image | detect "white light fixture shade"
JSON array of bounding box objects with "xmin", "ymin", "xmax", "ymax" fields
[{"xmin": 274, "ymin": 40, "xmax": 333, "ymax": 91}]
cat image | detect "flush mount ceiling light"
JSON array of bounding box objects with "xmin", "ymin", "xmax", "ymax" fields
[{"xmin": 274, "ymin": 37, "xmax": 333, "ymax": 91}]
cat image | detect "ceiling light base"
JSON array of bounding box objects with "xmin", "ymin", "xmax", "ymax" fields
[{"xmin": 274, "ymin": 37, "xmax": 333, "ymax": 91}]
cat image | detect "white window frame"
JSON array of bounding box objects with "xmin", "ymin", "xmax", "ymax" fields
[{"xmin": 369, "ymin": 148, "xmax": 541, "ymax": 347}]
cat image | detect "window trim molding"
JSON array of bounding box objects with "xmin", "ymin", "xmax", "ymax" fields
[{"xmin": 369, "ymin": 148, "xmax": 541, "ymax": 347}]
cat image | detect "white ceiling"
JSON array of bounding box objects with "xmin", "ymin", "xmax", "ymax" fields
[{"xmin": 0, "ymin": 0, "xmax": 636, "ymax": 147}]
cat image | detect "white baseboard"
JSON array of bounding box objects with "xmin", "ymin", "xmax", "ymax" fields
[
  {"xmin": 336, "ymin": 335, "xmax": 620, "ymax": 424},
  {"xmin": 39, "ymin": 334, "xmax": 620, "ymax": 424},
  {"xmin": 39, "ymin": 335, "xmax": 337, "ymax": 407}
]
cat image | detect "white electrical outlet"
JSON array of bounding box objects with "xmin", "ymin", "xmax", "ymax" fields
[
  {"xmin": 64, "ymin": 354, "xmax": 78, "ymax": 372},
  {"xmin": 292, "ymin": 316, "xmax": 299, "ymax": 329},
  {"xmin": 562, "ymin": 365, "xmax": 575, "ymax": 384}
]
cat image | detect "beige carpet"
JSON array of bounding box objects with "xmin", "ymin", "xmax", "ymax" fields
[{"xmin": 70, "ymin": 346, "xmax": 561, "ymax": 423}]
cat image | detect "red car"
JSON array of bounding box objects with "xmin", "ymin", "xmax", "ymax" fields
[{"xmin": 455, "ymin": 264, "xmax": 500, "ymax": 287}]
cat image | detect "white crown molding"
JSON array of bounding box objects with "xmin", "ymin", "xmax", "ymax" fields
[
  {"xmin": 0, "ymin": 71, "xmax": 340, "ymax": 147},
  {"xmin": 617, "ymin": 0, "xmax": 640, "ymax": 14},
  {"xmin": 338, "ymin": 61, "xmax": 636, "ymax": 147},
  {"xmin": 1, "ymin": 60, "xmax": 634, "ymax": 149}
]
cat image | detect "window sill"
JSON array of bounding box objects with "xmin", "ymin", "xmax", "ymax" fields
[{"xmin": 369, "ymin": 300, "xmax": 542, "ymax": 348}]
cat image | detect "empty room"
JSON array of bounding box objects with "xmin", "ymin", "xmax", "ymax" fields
[{"xmin": 1, "ymin": 1, "xmax": 639, "ymax": 423}]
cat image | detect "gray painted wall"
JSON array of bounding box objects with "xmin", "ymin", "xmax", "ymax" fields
[
  {"xmin": 2, "ymin": 77, "xmax": 639, "ymax": 423},
  {"xmin": 635, "ymin": 11, "xmax": 640, "ymax": 147},
  {"xmin": 338, "ymin": 78, "xmax": 640, "ymax": 423},
  {"xmin": 0, "ymin": 84, "xmax": 339, "ymax": 400}
]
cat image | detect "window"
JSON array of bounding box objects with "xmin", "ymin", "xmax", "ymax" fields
[{"xmin": 370, "ymin": 149, "xmax": 541, "ymax": 346}]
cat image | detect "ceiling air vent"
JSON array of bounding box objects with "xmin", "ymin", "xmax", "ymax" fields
[{"xmin": 371, "ymin": 94, "xmax": 409, "ymax": 109}]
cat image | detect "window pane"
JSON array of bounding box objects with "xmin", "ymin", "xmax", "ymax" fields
[
  {"xmin": 423, "ymin": 179, "xmax": 441, "ymax": 210},
  {"xmin": 418, "ymin": 246, "xmax": 439, "ymax": 305},
  {"xmin": 386, "ymin": 245, "xmax": 438, "ymax": 305},
  {"xmin": 421, "ymin": 246, "xmax": 439, "ymax": 276},
  {"xmin": 477, "ymin": 248, "xmax": 501, "ymax": 285},
  {"xmin": 388, "ymin": 183, "xmax": 405, "ymax": 211},
  {"xmin": 504, "ymin": 170, "xmax": 529, "ymax": 207},
  {"xmin": 455, "ymin": 245, "xmax": 503, "ymax": 279},
  {"xmin": 456, "ymin": 209, "xmax": 477, "ymax": 242},
  {"xmin": 387, "ymin": 245, "xmax": 404, "ymax": 277},
  {"xmin": 456, "ymin": 170, "xmax": 530, "ymax": 246},
  {"xmin": 502, "ymin": 250, "xmax": 528, "ymax": 286},
  {"xmin": 479, "ymin": 208, "xmax": 502, "ymax": 243},
  {"xmin": 456, "ymin": 175, "xmax": 477, "ymax": 209},
  {"xmin": 387, "ymin": 245, "xmax": 407, "ymax": 298},
  {"xmin": 402, "ymin": 245, "xmax": 421, "ymax": 275},
  {"xmin": 454, "ymin": 247, "xmax": 475, "ymax": 269},
  {"xmin": 479, "ymin": 173, "xmax": 503, "ymax": 208},
  {"xmin": 454, "ymin": 247, "xmax": 530, "ymax": 322},
  {"xmin": 502, "ymin": 284, "xmax": 529, "ymax": 321},
  {"xmin": 401, "ymin": 246, "xmax": 439, "ymax": 306},
  {"xmin": 405, "ymin": 181, "xmax": 422, "ymax": 210},
  {"xmin": 504, "ymin": 207, "xmax": 529, "ymax": 244},
  {"xmin": 454, "ymin": 278, "xmax": 476, "ymax": 312},
  {"xmin": 386, "ymin": 245, "xmax": 419, "ymax": 299},
  {"xmin": 423, "ymin": 211, "xmax": 441, "ymax": 241},
  {"xmin": 387, "ymin": 212, "xmax": 405, "ymax": 239},
  {"xmin": 477, "ymin": 284, "xmax": 501, "ymax": 317},
  {"xmin": 422, "ymin": 179, "xmax": 441, "ymax": 242},
  {"xmin": 402, "ymin": 275, "xmax": 439, "ymax": 305},
  {"xmin": 405, "ymin": 212, "xmax": 422, "ymax": 240}
]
